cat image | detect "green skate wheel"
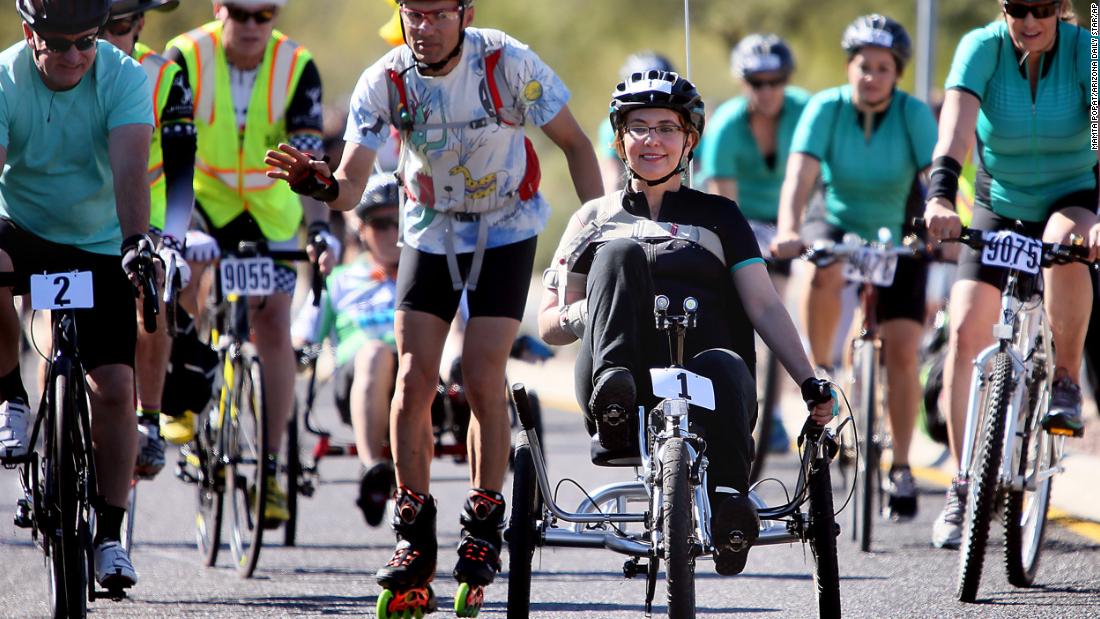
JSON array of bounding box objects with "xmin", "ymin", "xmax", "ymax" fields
[{"xmin": 454, "ymin": 582, "xmax": 484, "ymax": 617}]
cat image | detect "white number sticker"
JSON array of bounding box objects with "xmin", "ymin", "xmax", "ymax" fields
[
  {"xmin": 219, "ymin": 257, "xmax": 275, "ymax": 297},
  {"xmin": 30, "ymin": 271, "xmax": 94, "ymax": 310},
  {"xmin": 842, "ymin": 247, "xmax": 899, "ymax": 286},
  {"xmin": 980, "ymin": 230, "xmax": 1042, "ymax": 275},
  {"xmin": 649, "ymin": 368, "xmax": 715, "ymax": 411}
]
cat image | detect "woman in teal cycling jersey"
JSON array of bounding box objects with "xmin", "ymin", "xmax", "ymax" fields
[
  {"xmin": 699, "ymin": 33, "xmax": 810, "ymax": 452},
  {"xmin": 773, "ymin": 14, "xmax": 937, "ymax": 522},
  {"xmin": 922, "ymin": 0, "xmax": 1099, "ymax": 549}
]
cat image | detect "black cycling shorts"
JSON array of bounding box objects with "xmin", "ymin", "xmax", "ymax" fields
[
  {"xmin": 396, "ymin": 236, "xmax": 537, "ymax": 322},
  {"xmin": 958, "ymin": 189, "xmax": 1100, "ymax": 290},
  {"xmin": 0, "ymin": 219, "xmax": 136, "ymax": 370},
  {"xmin": 802, "ymin": 219, "xmax": 927, "ymax": 324}
]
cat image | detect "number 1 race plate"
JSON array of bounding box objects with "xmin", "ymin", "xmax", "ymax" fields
[
  {"xmin": 649, "ymin": 368, "xmax": 716, "ymax": 411},
  {"xmin": 980, "ymin": 230, "xmax": 1041, "ymax": 275},
  {"xmin": 220, "ymin": 257, "xmax": 275, "ymax": 297},
  {"xmin": 31, "ymin": 271, "xmax": 94, "ymax": 310}
]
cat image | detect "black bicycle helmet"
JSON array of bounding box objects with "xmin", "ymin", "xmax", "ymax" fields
[
  {"xmin": 109, "ymin": 0, "xmax": 177, "ymax": 19},
  {"xmin": 618, "ymin": 51, "xmax": 676, "ymax": 81},
  {"xmin": 841, "ymin": 14, "xmax": 912, "ymax": 71},
  {"xmin": 356, "ymin": 173, "xmax": 401, "ymax": 219},
  {"xmin": 17, "ymin": 0, "xmax": 111, "ymax": 34},
  {"xmin": 609, "ymin": 70, "xmax": 705, "ymax": 137},
  {"xmin": 609, "ymin": 71, "xmax": 705, "ymax": 186},
  {"xmin": 730, "ymin": 33, "xmax": 795, "ymax": 79}
]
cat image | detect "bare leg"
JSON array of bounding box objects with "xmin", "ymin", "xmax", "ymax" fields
[
  {"xmin": 86, "ymin": 365, "xmax": 138, "ymax": 508},
  {"xmin": 942, "ymin": 279, "xmax": 1000, "ymax": 466},
  {"xmin": 350, "ymin": 341, "xmax": 396, "ymax": 466},
  {"xmin": 250, "ymin": 293, "xmax": 295, "ymax": 451},
  {"xmin": 1043, "ymin": 207, "xmax": 1096, "ymax": 377},
  {"xmin": 390, "ymin": 309, "xmax": 450, "ymax": 494},
  {"xmin": 461, "ymin": 316, "xmax": 520, "ymax": 492},
  {"xmin": 803, "ymin": 263, "xmax": 845, "ymax": 367},
  {"xmin": 879, "ymin": 319, "xmax": 923, "ymax": 467}
]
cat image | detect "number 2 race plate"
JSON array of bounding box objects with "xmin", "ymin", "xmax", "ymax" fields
[
  {"xmin": 980, "ymin": 230, "xmax": 1041, "ymax": 275},
  {"xmin": 31, "ymin": 271, "xmax": 94, "ymax": 310},
  {"xmin": 220, "ymin": 256, "xmax": 275, "ymax": 297}
]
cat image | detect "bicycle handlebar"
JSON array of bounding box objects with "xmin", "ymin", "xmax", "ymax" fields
[
  {"xmin": 229, "ymin": 240, "xmax": 325, "ymax": 307},
  {"xmin": 135, "ymin": 250, "xmax": 159, "ymax": 334},
  {"xmin": 908, "ymin": 217, "xmax": 1094, "ymax": 269}
]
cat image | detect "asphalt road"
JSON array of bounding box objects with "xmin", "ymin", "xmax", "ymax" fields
[{"xmin": 2, "ymin": 390, "xmax": 1099, "ymax": 618}]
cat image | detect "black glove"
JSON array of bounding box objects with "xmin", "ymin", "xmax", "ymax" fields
[
  {"xmin": 800, "ymin": 377, "xmax": 833, "ymax": 407},
  {"xmin": 121, "ymin": 234, "xmax": 155, "ymax": 279},
  {"xmin": 289, "ymin": 154, "xmax": 340, "ymax": 202}
]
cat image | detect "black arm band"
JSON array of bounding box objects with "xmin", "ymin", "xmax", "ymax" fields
[{"xmin": 927, "ymin": 155, "xmax": 963, "ymax": 203}]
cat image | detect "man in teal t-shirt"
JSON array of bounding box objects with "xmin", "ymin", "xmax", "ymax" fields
[{"xmin": 0, "ymin": 0, "xmax": 153, "ymax": 592}]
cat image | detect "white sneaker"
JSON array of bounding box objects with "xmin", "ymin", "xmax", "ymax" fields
[
  {"xmin": 932, "ymin": 476, "xmax": 967, "ymax": 549},
  {"xmin": 0, "ymin": 399, "xmax": 30, "ymax": 460},
  {"xmin": 94, "ymin": 540, "xmax": 137, "ymax": 589},
  {"xmin": 134, "ymin": 419, "xmax": 166, "ymax": 479}
]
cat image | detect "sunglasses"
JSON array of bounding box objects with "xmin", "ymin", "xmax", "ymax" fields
[
  {"xmin": 366, "ymin": 217, "xmax": 400, "ymax": 231},
  {"xmin": 224, "ymin": 5, "xmax": 277, "ymax": 24},
  {"xmin": 746, "ymin": 76, "xmax": 787, "ymax": 89},
  {"xmin": 37, "ymin": 32, "xmax": 98, "ymax": 53},
  {"xmin": 1002, "ymin": 1, "xmax": 1059, "ymax": 19},
  {"xmin": 399, "ymin": 6, "xmax": 462, "ymax": 27},
  {"xmin": 104, "ymin": 15, "xmax": 140, "ymax": 37}
]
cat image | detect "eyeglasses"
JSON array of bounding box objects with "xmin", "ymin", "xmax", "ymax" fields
[
  {"xmin": 366, "ymin": 217, "xmax": 400, "ymax": 231},
  {"xmin": 104, "ymin": 15, "xmax": 140, "ymax": 37},
  {"xmin": 399, "ymin": 6, "xmax": 462, "ymax": 27},
  {"xmin": 746, "ymin": 76, "xmax": 787, "ymax": 89},
  {"xmin": 624, "ymin": 123, "xmax": 685, "ymax": 140},
  {"xmin": 1002, "ymin": 1, "xmax": 1059, "ymax": 19},
  {"xmin": 224, "ymin": 5, "xmax": 277, "ymax": 24},
  {"xmin": 37, "ymin": 32, "xmax": 98, "ymax": 53}
]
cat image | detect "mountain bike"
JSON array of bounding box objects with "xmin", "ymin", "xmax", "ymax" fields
[
  {"xmin": 507, "ymin": 296, "xmax": 842, "ymax": 619},
  {"xmin": 9, "ymin": 258, "xmax": 158, "ymax": 618},
  {"xmin": 802, "ymin": 232, "xmax": 927, "ymax": 553},
  {"xmin": 912, "ymin": 221, "xmax": 1092, "ymax": 602}
]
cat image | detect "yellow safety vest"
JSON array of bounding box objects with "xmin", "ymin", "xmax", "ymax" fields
[
  {"xmin": 167, "ymin": 22, "xmax": 311, "ymax": 241},
  {"xmin": 133, "ymin": 42, "xmax": 180, "ymax": 231},
  {"xmin": 957, "ymin": 148, "xmax": 977, "ymax": 227}
]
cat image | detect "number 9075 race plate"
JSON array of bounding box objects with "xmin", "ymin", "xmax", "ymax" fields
[{"xmin": 980, "ymin": 230, "xmax": 1041, "ymax": 275}]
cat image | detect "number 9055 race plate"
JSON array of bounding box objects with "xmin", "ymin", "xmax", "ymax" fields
[{"xmin": 220, "ymin": 256, "xmax": 275, "ymax": 297}]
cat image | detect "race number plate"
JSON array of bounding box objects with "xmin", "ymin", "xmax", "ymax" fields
[
  {"xmin": 220, "ymin": 256, "xmax": 275, "ymax": 297},
  {"xmin": 30, "ymin": 271, "xmax": 94, "ymax": 310},
  {"xmin": 843, "ymin": 247, "xmax": 899, "ymax": 286},
  {"xmin": 650, "ymin": 367, "xmax": 716, "ymax": 411},
  {"xmin": 980, "ymin": 230, "xmax": 1041, "ymax": 275}
]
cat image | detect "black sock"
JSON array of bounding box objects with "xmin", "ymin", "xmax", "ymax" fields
[
  {"xmin": 94, "ymin": 504, "xmax": 126, "ymax": 545},
  {"xmin": 0, "ymin": 366, "xmax": 28, "ymax": 404}
]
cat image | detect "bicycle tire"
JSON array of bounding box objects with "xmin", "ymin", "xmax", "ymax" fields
[
  {"xmin": 855, "ymin": 340, "xmax": 878, "ymax": 553},
  {"xmin": 808, "ymin": 452, "xmax": 841, "ymax": 619},
  {"xmin": 661, "ymin": 437, "xmax": 695, "ymax": 619},
  {"xmin": 227, "ymin": 354, "xmax": 269, "ymax": 578},
  {"xmin": 957, "ymin": 351, "xmax": 1012, "ymax": 602},
  {"xmin": 506, "ymin": 432, "xmax": 541, "ymax": 618},
  {"xmin": 47, "ymin": 366, "xmax": 88, "ymax": 619},
  {"xmin": 749, "ymin": 350, "xmax": 779, "ymax": 484},
  {"xmin": 283, "ymin": 405, "xmax": 300, "ymax": 547},
  {"xmin": 194, "ymin": 403, "xmax": 225, "ymax": 567},
  {"xmin": 1003, "ymin": 377, "xmax": 1054, "ymax": 588}
]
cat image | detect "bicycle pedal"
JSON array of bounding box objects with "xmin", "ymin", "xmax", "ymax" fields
[
  {"xmin": 1046, "ymin": 426, "xmax": 1082, "ymax": 438},
  {"xmin": 95, "ymin": 588, "xmax": 128, "ymax": 602}
]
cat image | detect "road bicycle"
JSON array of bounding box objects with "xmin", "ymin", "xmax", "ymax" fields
[
  {"xmin": 911, "ymin": 221, "xmax": 1093, "ymax": 602},
  {"xmin": 177, "ymin": 240, "xmax": 318, "ymax": 578},
  {"xmin": 507, "ymin": 295, "xmax": 842, "ymax": 619},
  {"xmin": 9, "ymin": 257, "xmax": 158, "ymax": 618},
  {"xmin": 802, "ymin": 231, "xmax": 928, "ymax": 553}
]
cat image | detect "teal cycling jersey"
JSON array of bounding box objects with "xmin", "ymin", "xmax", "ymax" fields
[
  {"xmin": 791, "ymin": 85, "xmax": 936, "ymax": 241},
  {"xmin": 597, "ymin": 117, "xmax": 617, "ymax": 160},
  {"xmin": 0, "ymin": 41, "xmax": 152, "ymax": 255},
  {"xmin": 291, "ymin": 257, "xmax": 397, "ymax": 367},
  {"xmin": 945, "ymin": 20, "xmax": 1096, "ymax": 221},
  {"xmin": 697, "ymin": 87, "xmax": 810, "ymax": 221}
]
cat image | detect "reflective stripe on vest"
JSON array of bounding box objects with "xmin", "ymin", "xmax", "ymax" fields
[
  {"xmin": 134, "ymin": 42, "xmax": 179, "ymax": 230},
  {"xmin": 168, "ymin": 22, "xmax": 310, "ymax": 241}
]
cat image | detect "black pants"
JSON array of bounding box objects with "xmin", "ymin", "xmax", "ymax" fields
[{"xmin": 575, "ymin": 239, "xmax": 756, "ymax": 495}]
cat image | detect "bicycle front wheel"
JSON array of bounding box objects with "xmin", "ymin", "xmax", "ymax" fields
[
  {"xmin": 957, "ymin": 351, "xmax": 1012, "ymax": 602},
  {"xmin": 661, "ymin": 437, "xmax": 695, "ymax": 619},
  {"xmin": 281, "ymin": 404, "xmax": 300, "ymax": 547},
  {"xmin": 506, "ymin": 431, "xmax": 542, "ymax": 618},
  {"xmin": 47, "ymin": 365, "xmax": 88, "ymax": 619},
  {"xmin": 227, "ymin": 354, "xmax": 269, "ymax": 578},
  {"xmin": 194, "ymin": 403, "xmax": 225, "ymax": 567},
  {"xmin": 853, "ymin": 340, "xmax": 879, "ymax": 553},
  {"xmin": 1003, "ymin": 387, "xmax": 1055, "ymax": 588},
  {"xmin": 808, "ymin": 453, "xmax": 841, "ymax": 619}
]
